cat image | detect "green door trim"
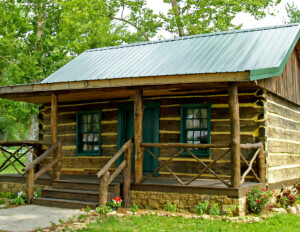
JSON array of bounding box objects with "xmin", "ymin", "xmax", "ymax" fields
[{"xmin": 116, "ymin": 102, "xmax": 160, "ymax": 174}]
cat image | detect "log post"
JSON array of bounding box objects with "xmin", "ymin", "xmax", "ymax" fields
[
  {"xmin": 51, "ymin": 93, "xmax": 60, "ymax": 180},
  {"xmin": 134, "ymin": 89, "xmax": 144, "ymax": 183},
  {"xmin": 99, "ymin": 171, "xmax": 110, "ymax": 206},
  {"xmin": 228, "ymin": 83, "xmax": 241, "ymax": 188},
  {"xmin": 25, "ymin": 167, "xmax": 35, "ymax": 204},
  {"xmin": 257, "ymin": 146, "xmax": 266, "ymax": 183},
  {"xmin": 123, "ymin": 141, "xmax": 132, "ymax": 208}
]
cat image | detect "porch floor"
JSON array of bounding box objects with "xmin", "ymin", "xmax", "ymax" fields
[{"xmin": 0, "ymin": 173, "xmax": 259, "ymax": 198}]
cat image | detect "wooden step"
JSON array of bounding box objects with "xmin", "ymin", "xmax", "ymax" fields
[
  {"xmin": 52, "ymin": 180, "xmax": 121, "ymax": 197},
  {"xmin": 41, "ymin": 188, "xmax": 114, "ymax": 202},
  {"xmin": 32, "ymin": 197, "xmax": 98, "ymax": 209}
]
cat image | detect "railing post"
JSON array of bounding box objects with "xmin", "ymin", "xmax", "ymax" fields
[
  {"xmin": 51, "ymin": 93, "xmax": 60, "ymax": 180},
  {"xmin": 123, "ymin": 141, "xmax": 132, "ymax": 208},
  {"xmin": 257, "ymin": 146, "xmax": 266, "ymax": 183},
  {"xmin": 134, "ymin": 89, "xmax": 144, "ymax": 183},
  {"xmin": 25, "ymin": 167, "xmax": 35, "ymax": 204},
  {"xmin": 228, "ymin": 83, "xmax": 241, "ymax": 188},
  {"xmin": 99, "ymin": 171, "xmax": 110, "ymax": 206}
]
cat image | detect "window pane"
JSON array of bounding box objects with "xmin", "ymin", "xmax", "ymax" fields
[
  {"xmin": 193, "ymin": 109, "xmax": 200, "ymax": 118},
  {"xmin": 186, "ymin": 119, "xmax": 193, "ymax": 129},
  {"xmin": 201, "ymin": 119, "xmax": 207, "ymax": 128},
  {"xmin": 194, "ymin": 131, "xmax": 200, "ymax": 140},
  {"xmin": 187, "ymin": 109, "xmax": 193, "ymax": 119},
  {"xmin": 193, "ymin": 119, "xmax": 200, "ymax": 128},
  {"xmin": 201, "ymin": 108, "xmax": 207, "ymax": 118},
  {"xmin": 187, "ymin": 131, "xmax": 193, "ymax": 140},
  {"xmin": 187, "ymin": 140, "xmax": 193, "ymax": 144},
  {"xmin": 201, "ymin": 131, "xmax": 208, "ymax": 143}
]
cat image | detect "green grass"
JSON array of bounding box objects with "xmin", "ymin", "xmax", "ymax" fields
[
  {"xmin": 0, "ymin": 154, "xmax": 26, "ymax": 174},
  {"xmin": 78, "ymin": 214, "xmax": 300, "ymax": 232}
]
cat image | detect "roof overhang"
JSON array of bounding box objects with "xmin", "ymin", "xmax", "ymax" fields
[{"xmin": 0, "ymin": 72, "xmax": 250, "ymax": 104}]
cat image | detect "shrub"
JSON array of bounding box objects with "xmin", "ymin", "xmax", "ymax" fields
[
  {"xmin": 95, "ymin": 205, "xmax": 112, "ymax": 215},
  {"xmin": 247, "ymin": 186, "xmax": 272, "ymax": 214},
  {"xmin": 209, "ymin": 203, "xmax": 220, "ymax": 216},
  {"xmin": 194, "ymin": 201, "xmax": 209, "ymax": 215},
  {"xmin": 107, "ymin": 197, "xmax": 122, "ymax": 208},
  {"xmin": 276, "ymin": 185, "xmax": 298, "ymax": 208},
  {"xmin": 164, "ymin": 203, "xmax": 177, "ymax": 213},
  {"xmin": 13, "ymin": 191, "xmax": 26, "ymax": 205},
  {"xmin": 130, "ymin": 203, "xmax": 139, "ymax": 213}
]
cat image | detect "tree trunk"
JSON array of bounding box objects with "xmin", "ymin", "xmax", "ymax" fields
[
  {"xmin": 170, "ymin": 0, "xmax": 184, "ymax": 37},
  {"xmin": 27, "ymin": 112, "xmax": 39, "ymax": 164},
  {"xmin": 1, "ymin": 131, "xmax": 8, "ymax": 141}
]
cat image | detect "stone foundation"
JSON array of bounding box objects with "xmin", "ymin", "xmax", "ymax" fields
[
  {"xmin": 130, "ymin": 190, "xmax": 247, "ymax": 216},
  {"xmin": 0, "ymin": 182, "xmax": 50, "ymax": 194}
]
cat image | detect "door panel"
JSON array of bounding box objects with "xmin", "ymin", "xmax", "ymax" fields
[{"xmin": 117, "ymin": 103, "xmax": 159, "ymax": 174}]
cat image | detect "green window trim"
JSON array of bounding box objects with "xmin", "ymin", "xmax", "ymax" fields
[
  {"xmin": 180, "ymin": 104, "xmax": 211, "ymax": 157},
  {"xmin": 76, "ymin": 110, "xmax": 101, "ymax": 156}
]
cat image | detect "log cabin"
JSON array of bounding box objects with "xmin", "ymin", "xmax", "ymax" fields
[{"xmin": 0, "ymin": 23, "xmax": 299, "ymax": 215}]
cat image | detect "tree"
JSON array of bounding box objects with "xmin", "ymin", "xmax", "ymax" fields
[{"xmin": 285, "ymin": 2, "xmax": 300, "ymax": 23}]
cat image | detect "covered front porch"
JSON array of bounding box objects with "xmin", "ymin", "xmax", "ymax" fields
[{"xmin": 0, "ymin": 75, "xmax": 266, "ymax": 211}]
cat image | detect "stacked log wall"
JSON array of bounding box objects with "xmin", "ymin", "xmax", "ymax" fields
[
  {"xmin": 39, "ymin": 89, "xmax": 264, "ymax": 180},
  {"xmin": 264, "ymin": 92, "xmax": 300, "ymax": 183}
]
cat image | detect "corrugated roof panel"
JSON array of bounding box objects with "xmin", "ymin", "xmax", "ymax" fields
[{"xmin": 41, "ymin": 24, "xmax": 300, "ymax": 83}]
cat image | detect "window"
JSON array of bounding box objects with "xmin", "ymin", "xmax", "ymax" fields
[
  {"xmin": 180, "ymin": 104, "xmax": 211, "ymax": 156},
  {"xmin": 76, "ymin": 111, "xmax": 101, "ymax": 156}
]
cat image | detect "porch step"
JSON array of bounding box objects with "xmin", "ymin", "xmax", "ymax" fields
[
  {"xmin": 32, "ymin": 197, "xmax": 98, "ymax": 209},
  {"xmin": 41, "ymin": 188, "xmax": 115, "ymax": 202},
  {"xmin": 32, "ymin": 179, "xmax": 121, "ymax": 209}
]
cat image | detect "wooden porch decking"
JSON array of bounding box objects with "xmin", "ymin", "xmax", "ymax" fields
[{"xmin": 0, "ymin": 173, "xmax": 259, "ymax": 198}]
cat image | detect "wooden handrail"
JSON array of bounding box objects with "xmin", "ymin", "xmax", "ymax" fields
[
  {"xmin": 0, "ymin": 140, "xmax": 50, "ymax": 147},
  {"xmin": 25, "ymin": 136, "xmax": 67, "ymax": 204},
  {"xmin": 97, "ymin": 138, "xmax": 133, "ymax": 178},
  {"xmin": 240, "ymin": 145, "xmax": 262, "ymax": 185},
  {"xmin": 98, "ymin": 138, "xmax": 133, "ymax": 207},
  {"xmin": 142, "ymin": 142, "xmax": 263, "ymax": 149},
  {"xmin": 23, "ymin": 137, "xmax": 67, "ymax": 172}
]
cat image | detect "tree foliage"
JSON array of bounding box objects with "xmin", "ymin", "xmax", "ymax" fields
[
  {"xmin": 0, "ymin": 0, "xmax": 281, "ymax": 140},
  {"xmin": 285, "ymin": 2, "xmax": 300, "ymax": 24}
]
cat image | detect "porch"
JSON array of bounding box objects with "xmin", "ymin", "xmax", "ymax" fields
[{"xmin": 0, "ymin": 82, "xmax": 266, "ymax": 211}]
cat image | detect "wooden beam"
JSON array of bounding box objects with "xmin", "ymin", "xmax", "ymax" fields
[
  {"xmin": 134, "ymin": 89, "xmax": 144, "ymax": 183},
  {"xmin": 51, "ymin": 93, "xmax": 60, "ymax": 180},
  {"xmin": 25, "ymin": 167, "xmax": 34, "ymax": 204},
  {"xmin": 257, "ymin": 147, "xmax": 266, "ymax": 183},
  {"xmin": 123, "ymin": 141, "xmax": 132, "ymax": 208},
  {"xmin": 99, "ymin": 171, "xmax": 110, "ymax": 206},
  {"xmin": 0, "ymin": 72, "xmax": 250, "ymax": 95},
  {"xmin": 228, "ymin": 83, "xmax": 241, "ymax": 188}
]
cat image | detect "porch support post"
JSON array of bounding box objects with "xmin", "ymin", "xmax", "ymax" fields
[
  {"xmin": 51, "ymin": 93, "xmax": 60, "ymax": 180},
  {"xmin": 228, "ymin": 83, "xmax": 241, "ymax": 188},
  {"xmin": 134, "ymin": 89, "xmax": 144, "ymax": 183}
]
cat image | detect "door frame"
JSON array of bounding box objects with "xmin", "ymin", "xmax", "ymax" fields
[{"xmin": 116, "ymin": 102, "xmax": 160, "ymax": 174}]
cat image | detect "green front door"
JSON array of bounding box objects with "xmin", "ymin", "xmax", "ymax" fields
[{"xmin": 117, "ymin": 102, "xmax": 160, "ymax": 174}]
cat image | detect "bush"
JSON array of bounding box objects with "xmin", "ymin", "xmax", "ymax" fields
[
  {"xmin": 276, "ymin": 185, "xmax": 298, "ymax": 208},
  {"xmin": 209, "ymin": 203, "xmax": 220, "ymax": 216},
  {"xmin": 194, "ymin": 201, "xmax": 209, "ymax": 215},
  {"xmin": 247, "ymin": 186, "xmax": 272, "ymax": 214},
  {"xmin": 164, "ymin": 203, "xmax": 176, "ymax": 213},
  {"xmin": 95, "ymin": 205, "xmax": 112, "ymax": 215},
  {"xmin": 130, "ymin": 203, "xmax": 139, "ymax": 213}
]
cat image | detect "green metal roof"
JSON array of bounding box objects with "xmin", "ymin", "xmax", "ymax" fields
[{"xmin": 41, "ymin": 24, "xmax": 300, "ymax": 84}]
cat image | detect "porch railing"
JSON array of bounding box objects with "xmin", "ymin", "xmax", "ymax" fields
[
  {"xmin": 141, "ymin": 142, "xmax": 265, "ymax": 188},
  {"xmin": 0, "ymin": 140, "xmax": 49, "ymax": 175},
  {"xmin": 97, "ymin": 138, "xmax": 133, "ymax": 207},
  {"xmin": 23, "ymin": 137, "xmax": 67, "ymax": 203}
]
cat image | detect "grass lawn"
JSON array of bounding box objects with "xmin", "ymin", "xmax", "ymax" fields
[
  {"xmin": 78, "ymin": 214, "xmax": 300, "ymax": 232},
  {"xmin": 0, "ymin": 154, "xmax": 26, "ymax": 174}
]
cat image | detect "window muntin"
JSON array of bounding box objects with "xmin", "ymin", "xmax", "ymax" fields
[
  {"xmin": 181, "ymin": 105, "xmax": 211, "ymax": 156},
  {"xmin": 76, "ymin": 111, "xmax": 101, "ymax": 156}
]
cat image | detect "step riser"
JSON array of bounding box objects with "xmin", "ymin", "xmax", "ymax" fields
[
  {"xmin": 42, "ymin": 190, "xmax": 114, "ymax": 202},
  {"xmin": 52, "ymin": 182, "xmax": 120, "ymax": 196},
  {"xmin": 33, "ymin": 198, "xmax": 97, "ymax": 209}
]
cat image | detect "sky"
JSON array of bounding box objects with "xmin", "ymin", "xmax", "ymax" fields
[{"xmin": 146, "ymin": 0, "xmax": 300, "ymax": 38}]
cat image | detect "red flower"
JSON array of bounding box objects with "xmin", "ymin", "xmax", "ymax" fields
[
  {"xmin": 262, "ymin": 188, "xmax": 267, "ymax": 192},
  {"xmin": 266, "ymin": 206, "xmax": 269, "ymax": 209},
  {"xmin": 272, "ymin": 190, "xmax": 275, "ymax": 193},
  {"xmin": 262, "ymin": 195, "xmax": 265, "ymax": 198},
  {"xmin": 257, "ymin": 200, "xmax": 260, "ymax": 203}
]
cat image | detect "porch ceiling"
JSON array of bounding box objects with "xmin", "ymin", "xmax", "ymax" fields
[{"xmin": 0, "ymin": 72, "xmax": 250, "ymax": 104}]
